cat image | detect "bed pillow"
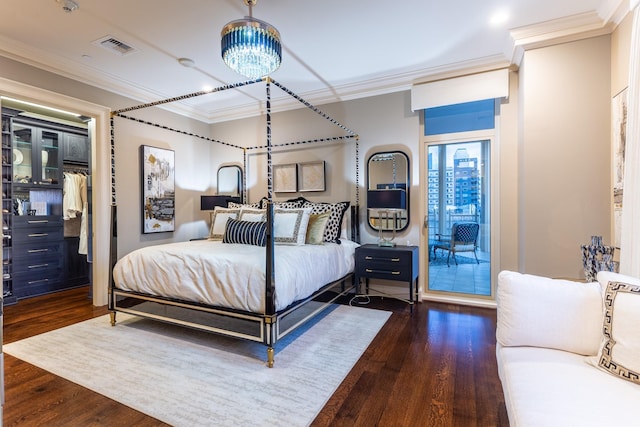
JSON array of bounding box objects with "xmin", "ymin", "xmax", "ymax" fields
[
  {"xmin": 209, "ymin": 207, "xmax": 240, "ymax": 240},
  {"xmin": 305, "ymin": 211, "xmax": 331, "ymax": 245},
  {"xmin": 222, "ymin": 218, "xmax": 266, "ymax": 246},
  {"xmin": 228, "ymin": 199, "xmax": 263, "ymax": 209},
  {"xmin": 261, "ymin": 198, "xmax": 305, "ymax": 209},
  {"xmin": 590, "ymin": 272, "xmax": 640, "ymax": 385},
  {"xmin": 239, "ymin": 208, "xmax": 266, "ymax": 222},
  {"xmin": 301, "ymin": 200, "xmax": 350, "ymax": 243},
  {"xmin": 274, "ymin": 207, "xmax": 311, "ymax": 245}
]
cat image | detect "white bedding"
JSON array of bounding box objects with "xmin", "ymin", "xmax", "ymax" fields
[{"xmin": 113, "ymin": 239, "xmax": 358, "ymax": 313}]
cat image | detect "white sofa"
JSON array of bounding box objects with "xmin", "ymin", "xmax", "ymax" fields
[{"xmin": 496, "ymin": 270, "xmax": 640, "ymax": 426}]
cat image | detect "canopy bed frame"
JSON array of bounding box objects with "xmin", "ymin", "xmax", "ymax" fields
[{"xmin": 108, "ymin": 78, "xmax": 360, "ymax": 367}]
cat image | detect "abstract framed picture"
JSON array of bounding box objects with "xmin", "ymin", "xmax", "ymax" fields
[
  {"xmin": 140, "ymin": 145, "xmax": 175, "ymax": 233},
  {"xmin": 298, "ymin": 160, "xmax": 326, "ymax": 192},
  {"xmin": 273, "ymin": 163, "xmax": 298, "ymax": 193},
  {"xmin": 612, "ymin": 87, "xmax": 627, "ymax": 248}
]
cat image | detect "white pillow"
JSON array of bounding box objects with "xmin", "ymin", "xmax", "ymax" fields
[
  {"xmin": 208, "ymin": 207, "xmax": 240, "ymax": 240},
  {"xmin": 239, "ymin": 208, "xmax": 266, "ymax": 222},
  {"xmin": 496, "ymin": 270, "xmax": 603, "ymax": 356},
  {"xmin": 274, "ymin": 207, "xmax": 311, "ymax": 245},
  {"xmin": 590, "ymin": 272, "xmax": 640, "ymax": 385}
]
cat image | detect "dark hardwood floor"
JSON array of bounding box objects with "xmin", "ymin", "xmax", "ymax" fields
[{"xmin": 2, "ymin": 287, "xmax": 508, "ymax": 426}]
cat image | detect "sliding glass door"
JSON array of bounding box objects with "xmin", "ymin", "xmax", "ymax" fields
[{"xmin": 425, "ymin": 140, "xmax": 491, "ymax": 296}]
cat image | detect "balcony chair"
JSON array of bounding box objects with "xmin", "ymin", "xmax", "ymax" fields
[{"xmin": 432, "ymin": 222, "xmax": 480, "ymax": 267}]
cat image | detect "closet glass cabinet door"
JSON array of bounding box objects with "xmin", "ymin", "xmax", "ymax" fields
[
  {"xmin": 13, "ymin": 123, "xmax": 61, "ymax": 186},
  {"xmin": 12, "ymin": 124, "xmax": 33, "ymax": 184}
]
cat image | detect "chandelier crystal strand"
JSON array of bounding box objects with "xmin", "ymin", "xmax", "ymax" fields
[{"xmin": 221, "ymin": 1, "xmax": 281, "ymax": 79}]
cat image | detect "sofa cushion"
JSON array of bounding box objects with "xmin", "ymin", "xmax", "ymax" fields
[
  {"xmin": 496, "ymin": 270, "xmax": 602, "ymax": 356},
  {"xmin": 497, "ymin": 344, "xmax": 640, "ymax": 427},
  {"xmin": 591, "ymin": 272, "xmax": 640, "ymax": 385}
]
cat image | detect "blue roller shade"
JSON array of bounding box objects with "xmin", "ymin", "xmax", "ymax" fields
[{"xmin": 424, "ymin": 99, "xmax": 495, "ymax": 136}]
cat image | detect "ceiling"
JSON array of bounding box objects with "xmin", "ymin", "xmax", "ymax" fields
[{"xmin": 0, "ymin": 0, "xmax": 628, "ymax": 123}]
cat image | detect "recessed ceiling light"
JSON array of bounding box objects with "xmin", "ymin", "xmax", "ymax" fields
[
  {"xmin": 490, "ymin": 10, "xmax": 509, "ymax": 26},
  {"xmin": 178, "ymin": 58, "xmax": 195, "ymax": 68}
]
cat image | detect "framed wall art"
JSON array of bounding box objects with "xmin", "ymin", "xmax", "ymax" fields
[
  {"xmin": 298, "ymin": 160, "xmax": 326, "ymax": 192},
  {"xmin": 612, "ymin": 87, "xmax": 627, "ymax": 248},
  {"xmin": 273, "ymin": 163, "xmax": 298, "ymax": 193},
  {"xmin": 140, "ymin": 145, "xmax": 175, "ymax": 233}
]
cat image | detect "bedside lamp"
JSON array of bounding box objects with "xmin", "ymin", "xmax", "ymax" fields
[{"xmin": 367, "ymin": 189, "xmax": 406, "ymax": 247}]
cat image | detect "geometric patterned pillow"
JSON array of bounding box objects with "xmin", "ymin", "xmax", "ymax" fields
[
  {"xmin": 594, "ymin": 279, "xmax": 640, "ymax": 385},
  {"xmin": 208, "ymin": 208, "xmax": 240, "ymax": 240},
  {"xmin": 301, "ymin": 200, "xmax": 350, "ymax": 244},
  {"xmin": 222, "ymin": 218, "xmax": 266, "ymax": 246},
  {"xmin": 273, "ymin": 207, "xmax": 311, "ymax": 245},
  {"xmin": 238, "ymin": 208, "xmax": 266, "ymax": 222}
]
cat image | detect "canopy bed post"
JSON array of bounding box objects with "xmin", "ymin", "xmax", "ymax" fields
[
  {"xmin": 108, "ymin": 114, "xmax": 118, "ymax": 324},
  {"xmin": 264, "ymin": 78, "xmax": 277, "ymax": 366},
  {"xmin": 242, "ymin": 148, "xmax": 248, "ymax": 203}
]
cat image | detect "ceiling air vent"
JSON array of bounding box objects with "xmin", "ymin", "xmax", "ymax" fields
[{"xmin": 93, "ymin": 36, "xmax": 138, "ymax": 56}]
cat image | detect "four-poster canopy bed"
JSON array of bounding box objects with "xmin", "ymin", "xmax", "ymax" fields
[{"xmin": 108, "ymin": 78, "xmax": 361, "ymax": 367}]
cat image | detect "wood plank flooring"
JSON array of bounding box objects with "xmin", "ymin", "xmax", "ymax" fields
[{"xmin": 2, "ymin": 287, "xmax": 508, "ymax": 426}]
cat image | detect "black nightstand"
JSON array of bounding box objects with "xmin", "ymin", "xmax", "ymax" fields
[{"xmin": 355, "ymin": 244, "xmax": 419, "ymax": 311}]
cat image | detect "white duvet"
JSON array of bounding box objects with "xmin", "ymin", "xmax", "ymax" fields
[{"xmin": 113, "ymin": 239, "xmax": 358, "ymax": 313}]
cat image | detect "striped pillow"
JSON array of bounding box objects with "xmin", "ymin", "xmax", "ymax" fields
[{"xmin": 222, "ymin": 218, "xmax": 266, "ymax": 246}]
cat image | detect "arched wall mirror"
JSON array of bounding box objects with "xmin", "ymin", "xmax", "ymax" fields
[
  {"xmin": 367, "ymin": 151, "xmax": 410, "ymax": 232},
  {"xmin": 217, "ymin": 165, "xmax": 243, "ymax": 199}
]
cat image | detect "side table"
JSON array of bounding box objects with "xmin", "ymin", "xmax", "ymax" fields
[{"xmin": 355, "ymin": 244, "xmax": 419, "ymax": 311}]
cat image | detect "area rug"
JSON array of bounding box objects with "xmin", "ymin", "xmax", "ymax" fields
[{"xmin": 5, "ymin": 304, "xmax": 390, "ymax": 427}]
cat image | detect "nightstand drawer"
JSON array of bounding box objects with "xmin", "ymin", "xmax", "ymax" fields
[{"xmin": 360, "ymin": 265, "xmax": 410, "ymax": 281}]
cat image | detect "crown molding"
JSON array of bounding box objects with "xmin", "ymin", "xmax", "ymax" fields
[
  {"xmin": 510, "ymin": 11, "xmax": 614, "ymax": 53},
  {"xmin": 598, "ymin": 0, "xmax": 632, "ymax": 24}
]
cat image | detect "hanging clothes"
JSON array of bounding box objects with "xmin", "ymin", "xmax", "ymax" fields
[
  {"xmin": 63, "ymin": 171, "xmax": 83, "ymax": 219},
  {"xmin": 63, "ymin": 171, "xmax": 88, "ymax": 254}
]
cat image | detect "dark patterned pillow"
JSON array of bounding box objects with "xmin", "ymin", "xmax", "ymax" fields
[
  {"xmin": 260, "ymin": 197, "xmax": 305, "ymax": 210},
  {"xmin": 301, "ymin": 200, "xmax": 350, "ymax": 243},
  {"xmin": 222, "ymin": 218, "xmax": 266, "ymax": 246},
  {"xmin": 228, "ymin": 199, "xmax": 262, "ymax": 209}
]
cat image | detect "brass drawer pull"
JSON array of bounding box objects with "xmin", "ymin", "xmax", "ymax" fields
[
  {"xmin": 364, "ymin": 256, "xmax": 401, "ymax": 262},
  {"xmin": 28, "ymin": 233, "xmax": 49, "ymax": 237},
  {"xmin": 366, "ymin": 268, "xmax": 401, "ymax": 275},
  {"xmin": 27, "ymin": 220, "xmax": 49, "ymax": 224}
]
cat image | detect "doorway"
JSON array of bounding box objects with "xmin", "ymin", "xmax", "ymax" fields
[{"xmin": 425, "ymin": 139, "xmax": 491, "ymax": 297}]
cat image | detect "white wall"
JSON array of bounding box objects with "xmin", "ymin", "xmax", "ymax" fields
[
  {"xmin": 210, "ymin": 90, "xmax": 422, "ymax": 245},
  {"xmin": 519, "ymin": 35, "xmax": 612, "ymax": 279}
]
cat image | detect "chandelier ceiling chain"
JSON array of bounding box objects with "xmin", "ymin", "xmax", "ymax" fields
[{"xmin": 221, "ymin": 0, "xmax": 282, "ymax": 79}]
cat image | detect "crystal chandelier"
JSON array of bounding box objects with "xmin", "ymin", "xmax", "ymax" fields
[{"xmin": 221, "ymin": 0, "xmax": 282, "ymax": 79}]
